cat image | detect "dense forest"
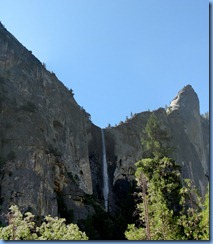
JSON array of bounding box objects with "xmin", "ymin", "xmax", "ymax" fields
[{"xmin": 0, "ymin": 114, "xmax": 209, "ymax": 240}]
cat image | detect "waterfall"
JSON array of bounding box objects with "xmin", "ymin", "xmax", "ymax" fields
[{"xmin": 101, "ymin": 129, "xmax": 109, "ymax": 212}]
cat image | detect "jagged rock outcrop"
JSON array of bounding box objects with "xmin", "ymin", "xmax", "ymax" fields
[{"xmin": 0, "ymin": 22, "xmax": 209, "ymax": 225}]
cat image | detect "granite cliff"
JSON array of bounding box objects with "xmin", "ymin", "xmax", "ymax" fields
[{"xmin": 0, "ymin": 22, "xmax": 209, "ymax": 225}]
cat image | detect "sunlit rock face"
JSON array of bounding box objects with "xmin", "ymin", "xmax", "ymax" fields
[
  {"xmin": 0, "ymin": 22, "xmax": 96, "ymax": 223},
  {"xmin": 167, "ymin": 85, "xmax": 209, "ymax": 195},
  {"xmin": 0, "ymin": 22, "xmax": 209, "ymax": 223},
  {"xmin": 169, "ymin": 85, "xmax": 199, "ymax": 112}
]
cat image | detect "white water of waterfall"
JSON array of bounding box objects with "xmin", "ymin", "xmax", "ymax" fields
[{"xmin": 101, "ymin": 129, "xmax": 109, "ymax": 212}]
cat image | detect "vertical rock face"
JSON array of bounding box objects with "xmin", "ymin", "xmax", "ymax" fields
[
  {"xmin": 0, "ymin": 22, "xmax": 97, "ymax": 222},
  {"xmin": 0, "ymin": 22, "xmax": 209, "ymax": 224},
  {"xmin": 168, "ymin": 85, "xmax": 209, "ymax": 195}
]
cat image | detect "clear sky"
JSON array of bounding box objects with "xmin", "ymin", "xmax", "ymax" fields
[{"xmin": 0, "ymin": 0, "xmax": 209, "ymax": 128}]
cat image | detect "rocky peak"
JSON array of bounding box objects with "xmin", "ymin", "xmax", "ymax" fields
[{"xmin": 169, "ymin": 84, "xmax": 200, "ymax": 114}]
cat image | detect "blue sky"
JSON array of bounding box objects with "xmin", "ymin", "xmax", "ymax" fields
[{"xmin": 0, "ymin": 0, "xmax": 209, "ymax": 128}]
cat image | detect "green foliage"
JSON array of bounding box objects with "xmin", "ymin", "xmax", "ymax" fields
[
  {"xmin": 126, "ymin": 163, "xmax": 209, "ymax": 240},
  {"xmin": 199, "ymin": 185, "xmax": 209, "ymax": 240},
  {"xmin": 177, "ymin": 180, "xmax": 209, "ymax": 240},
  {"xmin": 125, "ymin": 224, "xmax": 144, "ymax": 240},
  {"xmin": 37, "ymin": 215, "xmax": 88, "ymax": 240},
  {"xmin": 0, "ymin": 205, "xmax": 37, "ymax": 240},
  {"xmin": 142, "ymin": 113, "xmax": 171, "ymax": 158},
  {"xmin": 125, "ymin": 194, "xmax": 178, "ymax": 240},
  {"xmin": 125, "ymin": 112, "xmax": 209, "ymax": 240},
  {"xmin": 136, "ymin": 157, "xmax": 182, "ymax": 214},
  {"xmin": 0, "ymin": 205, "xmax": 88, "ymax": 240},
  {"xmin": 127, "ymin": 157, "xmax": 181, "ymax": 240}
]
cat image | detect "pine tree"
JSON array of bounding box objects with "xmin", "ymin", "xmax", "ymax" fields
[
  {"xmin": 141, "ymin": 113, "xmax": 171, "ymax": 158},
  {"xmin": 125, "ymin": 156, "xmax": 181, "ymax": 240},
  {"xmin": 125, "ymin": 112, "xmax": 209, "ymax": 240}
]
